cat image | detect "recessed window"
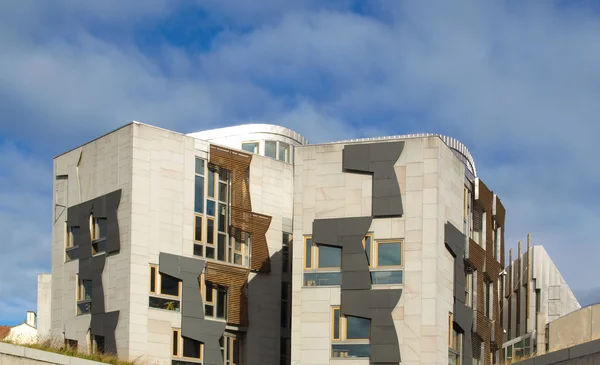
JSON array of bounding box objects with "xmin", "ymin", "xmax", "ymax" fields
[
  {"xmin": 280, "ymin": 282, "xmax": 290, "ymax": 329},
  {"xmin": 148, "ymin": 265, "xmax": 181, "ymax": 312},
  {"xmin": 264, "ymin": 140, "xmax": 276, "ymax": 159},
  {"xmin": 91, "ymin": 216, "xmax": 107, "ymax": 241},
  {"xmin": 448, "ymin": 314, "xmax": 462, "ymax": 365},
  {"xmin": 282, "ymin": 232, "xmax": 292, "ymax": 273},
  {"xmin": 241, "ymin": 142, "xmax": 259, "ymax": 154},
  {"xmin": 220, "ymin": 334, "xmax": 242, "ymax": 365},
  {"xmin": 203, "ymin": 278, "xmax": 228, "ymax": 320},
  {"xmin": 172, "ymin": 329, "xmax": 203, "ymax": 360},
  {"xmin": 375, "ymin": 241, "xmax": 402, "ymax": 267},
  {"xmin": 331, "ymin": 307, "xmax": 371, "ymax": 358},
  {"xmin": 77, "ymin": 276, "xmax": 92, "ymax": 315},
  {"xmin": 278, "ymin": 142, "xmax": 290, "ymax": 162},
  {"xmin": 92, "ymin": 334, "xmax": 105, "ymax": 354}
]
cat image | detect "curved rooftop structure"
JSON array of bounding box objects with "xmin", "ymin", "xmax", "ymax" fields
[
  {"xmin": 188, "ymin": 124, "xmax": 476, "ymax": 176},
  {"xmin": 327, "ymin": 133, "xmax": 477, "ymax": 176},
  {"xmin": 187, "ymin": 123, "xmax": 309, "ymax": 146}
]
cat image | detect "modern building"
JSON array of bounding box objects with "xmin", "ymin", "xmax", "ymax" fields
[
  {"xmin": 291, "ymin": 134, "xmax": 507, "ymax": 365},
  {"xmin": 3, "ymin": 311, "xmax": 39, "ymax": 345},
  {"xmin": 41, "ymin": 121, "xmax": 509, "ymax": 365},
  {"xmin": 501, "ymin": 239, "xmax": 580, "ymax": 362}
]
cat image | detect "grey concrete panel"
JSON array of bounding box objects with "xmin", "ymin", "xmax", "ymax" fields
[
  {"xmin": 341, "ymin": 289, "xmax": 402, "ymax": 364},
  {"xmin": 313, "ymin": 217, "xmax": 373, "ymax": 291},
  {"xmin": 64, "ymin": 190, "xmax": 122, "ymax": 355},
  {"xmin": 445, "ymin": 222, "xmax": 474, "ymax": 365},
  {"xmin": 159, "ymin": 253, "xmax": 227, "ymax": 365},
  {"xmin": 90, "ymin": 311, "xmax": 119, "ymax": 355},
  {"xmin": 342, "ymin": 142, "xmax": 405, "ymax": 217},
  {"xmin": 568, "ymin": 339, "xmax": 600, "ymax": 359},
  {"xmin": 534, "ymin": 349, "xmax": 570, "ymax": 365}
]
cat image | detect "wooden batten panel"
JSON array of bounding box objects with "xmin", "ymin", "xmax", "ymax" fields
[
  {"xmin": 231, "ymin": 207, "xmax": 272, "ymax": 272},
  {"xmin": 205, "ymin": 261, "xmax": 250, "ymax": 326},
  {"xmin": 209, "ymin": 144, "xmax": 273, "ymax": 273}
]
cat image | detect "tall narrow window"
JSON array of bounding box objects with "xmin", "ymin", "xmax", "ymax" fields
[
  {"xmin": 204, "ymin": 279, "xmax": 228, "ymax": 320},
  {"xmin": 304, "ymin": 237, "xmax": 312, "ymax": 269},
  {"xmin": 282, "ymin": 232, "xmax": 292, "ymax": 273},
  {"xmin": 265, "ymin": 141, "xmax": 277, "ymax": 159},
  {"xmin": 278, "ymin": 142, "xmax": 290, "ymax": 162}
]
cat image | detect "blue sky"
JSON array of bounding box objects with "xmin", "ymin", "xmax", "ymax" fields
[{"xmin": 1, "ymin": 0, "xmax": 600, "ymax": 325}]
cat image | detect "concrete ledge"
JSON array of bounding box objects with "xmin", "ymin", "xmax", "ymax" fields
[
  {"xmin": 0, "ymin": 342, "xmax": 107, "ymax": 365},
  {"xmin": 511, "ymin": 338, "xmax": 600, "ymax": 365}
]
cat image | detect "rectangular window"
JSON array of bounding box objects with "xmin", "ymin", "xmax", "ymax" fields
[
  {"xmin": 363, "ymin": 234, "xmax": 372, "ymax": 267},
  {"xmin": 229, "ymin": 228, "xmax": 250, "ymax": 266},
  {"xmin": 486, "ymin": 281, "xmax": 493, "ymax": 319},
  {"xmin": 282, "ymin": 233, "xmax": 291, "ymax": 273},
  {"xmin": 148, "ymin": 265, "xmax": 181, "ymax": 312},
  {"xmin": 304, "ymin": 237, "xmax": 312, "ymax": 269},
  {"xmin": 77, "ymin": 276, "xmax": 92, "ymax": 315},
  {"xmin": 208, "ymin": 164, "xmax": 216, "ymax": 198},
  {"xmin": 331, "ymin": 306, "xmax": 371, "ymax": 358},
  {"xmin": 66, "ymin": 224, "xmax": 79, "ymax": 248},
  {"xmin": 172, "ymin": 329, "xmax": 203, "ymax": 360},
  {"xmin": 317, "ymin": 245, "xmax": 342, "ymax": 269},
  {"xmin": 278, "ymin": 142, "xmax": 290, "ymax": 162},
  {"xmin": 465, "ymin": 273, "xmax": 472, "ymax": 307},
  {"xmin": 265, "ymin": 141, "xmax": 277, "ymax": 159},
  {"xmin": 194, "ymin": 175, "xmax": 205, "ymax": 214},
  {"xmin": 242, "ymin": 142, "xmax": 259, "ymax": 154},
  {"xmin": 375, "ymin": 240, "xmax": 402, "ymax": 267},
  {"xmin": 207, "ymin": 218, "xmax": 215, "ymax": 245},
  {"xmin": 203, "ymin": 278, "xmax": 228, "ymax": 320},
  {"xmin": 194, "ymin": 215, "xmax": 203, "ymax": 242},
  {"xmin": 221, "ymin": 334, "xmax": 242, "ymax": 365},
  {"xmin": 91, "ymin": 217, "xmax": 107, "ymax": 241}
]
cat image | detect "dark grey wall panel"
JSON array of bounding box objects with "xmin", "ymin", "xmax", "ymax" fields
[
  {"xmin": 342, "ymin": 142, "xmax": 405, "ymax": 218},
  {"xmin": 313, "ymin": 217, "xmax": 373, "ymax": 291},
  {"xmin": 158, "ymin": 253, "xmax": 226, "ymax": 365},
  {"xmin": 342, "ymin": 289, "xmax": 402, "ymax": 364},
  {"xmin": 445, "ymin": 222, "xmax": 473, "ymax": 365},
  {"xmin": 65, "ymin": 189, "xmax": 123, "ymax": 355}
]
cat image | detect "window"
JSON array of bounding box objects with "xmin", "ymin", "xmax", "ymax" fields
[
  {"xmin": 282, "ymin": 232, "xmax": 292, "ymax": 273},
  {"xmin": 448, "ymin": 315, "xmax": 462, "ymax": 365},
  {"xmin": 229, "ymin": 227, "xmax": 251, "ymax": 266},
  {"xmin": 484, "ymin": 280, "xmax": 493, "ymax": 319},
  {"xmin": 77, "ymin": 276, "xmax": 92, "ymax": 315},
  {"xmin": 278, "ymin": 143, "xmax": 290, "ymax": 163},
  {"xmin": 374, "ymin": 240, "xmax": 402, "ymax": 267},
  {"xmin": 194, "ymin": 158, "xmax": 237, "ymax": 266},
  {"xmin": 494, "ymin": 226, "xmax": 502, "ymax": 261},
  {"xmin": 241, "ymin": 142, "xmax": 259, "ymax": 154},
  {"xmin": 149, "ymin": 265, "xmax": 181, "ymax": 312},
  {"xmin": 220, "ymin": 334, "xmax": 242, "ymax": 365},
  {"xmin": 65, "ymin": 225, "xmax": 80, "ymax": 262},
  {"xmin": 331, "ymin": 307, "xmax": 371, "ymax": 358},
  {"xmin": 465, "ymin": 273, "xmax": 472, "ymax": 307},
  {"xmin": 304, "ymin": 235, "xmax": 403, "ymax": 286},
  {"xmin": 172, "ymin": 329, "xmax": 203, "ymax": 361},
  {"xmin": 91, "ymin": 216, "xmax": 107, "ymax": 241},
  {"xmin": 265, "ymin": 141, "xmax": 277, "ymax": 159},
  {"xmin": 92, "ymin": 335, "xmax": 105, "ymax": 354},
  {"xmin": 203, "ymin": 279, "xmax": 228, "ymax": 320},
  {"xmin": 280, "ymin": 282, "xmax": 290, "ymax": 329}
]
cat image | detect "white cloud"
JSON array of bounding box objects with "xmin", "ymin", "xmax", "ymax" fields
[{"xmin": 1, "ymin": 0, "xmax": 600, "ymax": 319}]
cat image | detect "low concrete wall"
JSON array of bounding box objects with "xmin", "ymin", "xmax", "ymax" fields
[
  {"xmin": 548, "ymin": 304, "xmax": 600, "ymax": 349},
  {"xmin": 511, "ymin": 338, "xmax": 600, "ymax": 365},
  {"xmin": 0, "ymin": 342, "xmax": 106, "ymax": 365}
]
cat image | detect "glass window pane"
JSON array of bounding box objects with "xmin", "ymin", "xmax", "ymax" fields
[
  {"xmin": 70, "ymin": 226, "xmax": 81, "ymax": 247},
  {"xmin": 377, "ymin": 242, "xmax": 402, "ymax": 266},
  {"xmin": 206, "ymin": 246, "xmax": 215, "ymax": 259},
  {"xmin": 208, "ymin": 166, "xmax": 215, "ymax": 197},
  {"xmin": 333, "ymin": 309, "xmax": 340, "ymax": 339},
  {"xmin": 183, "ymin": 337, "xmax": 201, "ymax": 358},
  {"xmin": 218, "ymin": 203, "xmax": 226, "ymax": 232},
  {"xmin": 194, "ymin": 216, "xmax": 202, "ymax": 242},
  {"xmin": 207, "ymin": 220, "xmax": 215, "ymax": 245},
  {"xmin": 205, "ymin": 283, "xmax": 214, "ymax": 302},
  {"xmin": 150, "ymin": 267, "xmax": 156, "ymax": 293},
  {"xmin": 161, "ymin": 274, "xmax": 179, "ymax": 296},
  {"xmin": 278, "ymin": 143, "xmax": 289, "ymax": 162},
  {"xmin": 318, "ymin": 245, "xmax": 341, "ymax": 268},
  {"xmin": 217, "ymin": 288, "xmax": 227, "ymax": 319},
  {"xmin": 242, "ymin": 142, "xmax": 258, "ymax": 153},
  {"xmin": 172, "ymin": 331, "xmax": 178, "ymax": 356},
  {"xmin": 218, "ymin": 234, "xmax": 226, "ymax": 261},
  {"xmin": 233, "ymin": 339, "xmax": 240, "ymax": 363},
  {"xmin": 96, "ymin": 218, "xmax": 107, "ymax": 239},
  {"xmin": 195, "ymin": 159, "xmax": 205, "ymax": 175},
  {"xmin": 265, "ymin": 141, "xmax": 277, "ymax": 158},
  {"xmin": 364, "ymin": 236, "xmax": 371, "ymax": 266},
  {"xmin": 207, "ymin": 200, "xmax": 216, "ymax": 216},
  {"xmin": 305, "ymin": 238, "xmax": 312, "ymax": 268},
  {"xmin": 193, "ymin": 244, "xmax": 203, "ymax": 257},
  {"xmin": 219, "ymin": 182, "xmax": 228, "ymax": 202},
  {"xmin": 194, "ymin": 176, "xmax": 204, "ymax": 214},
  {"xmin": 346, "ymin": 316, "xmax": 370, "ymax": 339},
  {"xmin": 81, "ymin": 280, "xmax": 92, "ymax": 301}
]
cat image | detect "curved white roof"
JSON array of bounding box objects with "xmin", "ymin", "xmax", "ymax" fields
[
  {"xmin": 326, "ymin": 133, "xmax": 477, "ymax": 176},
  {"xmin": 187, "ymin": 124, "xmax": 309, "ymax": 146}
]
